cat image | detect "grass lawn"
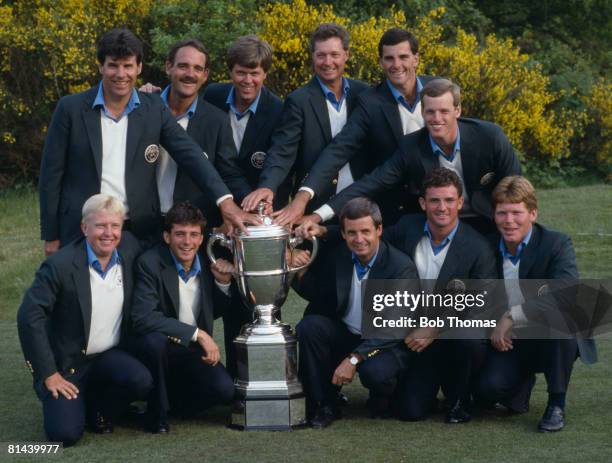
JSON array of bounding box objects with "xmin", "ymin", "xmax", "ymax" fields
[{"xmin": 1, "ymin": 185, "xmax": 611, "ymax": 462}]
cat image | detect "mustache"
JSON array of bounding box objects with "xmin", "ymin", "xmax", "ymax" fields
[{"xmin": 180, "ymin": 77, "xmax": 198, "ymax": 84}]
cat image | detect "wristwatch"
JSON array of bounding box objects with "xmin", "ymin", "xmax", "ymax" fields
[{"xmin": 348, "ymin": 354, "xmax": 360, "ymax": 366}]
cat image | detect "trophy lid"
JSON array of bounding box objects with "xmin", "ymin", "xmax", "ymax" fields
[
  {"xmin": 240, "ymin": 221, "xmax": 288, "ymax": 239},
  {"xmin": 237, "ymin": 201, "xmax": 289, "ymax": 239}
]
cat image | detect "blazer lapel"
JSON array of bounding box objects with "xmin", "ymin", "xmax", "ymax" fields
[
  {"xmin": 197, "ymin": 274, "xmax": 213, "ymax": 333},
  {"xmin": 161, "ymin": 248, "xmax": 181, "ymax": 318},
  {"xmin": 82, "ymin": 102, "xmax": 103, "ymax": 180},
  {"xmin": 72, "ymin": 243, "xmax": 93, "ymax": 343},
  {"xmin": 125, "ymin": 100, "xmax": 145, "ymax": 169},
  {"xmin": 458, "ymin": 121, "xmax": 479, "ymax": 196},
  {"xmin": 519, "ymin": 226, "xmax": 540, "ymax": 278},
  {"xmin": 308, "ymin": 80, "xmax": 332, "ymax": 143},
  {"xmin": 240, "ymin": 104, "xmax": 267, "ymax": 159},
  {"xmin": 335, "ymin": 248, "xmax": 353, "ymax": 316},
  {"xmin": 437, "ymin": 224, "xmax": 463, "ymax": 283},
  {"xmin": 378, "ymin": 83, "xmax": 404, "ymax": 143}
]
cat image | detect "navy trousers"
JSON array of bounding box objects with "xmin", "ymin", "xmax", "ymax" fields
[
  {"xmin": 38, "ymin": 347, "xmax": 153, "ymax": 446},
  {"xmin": 128, "ymin": 332, "xmax": 234, "ymax": 422}
]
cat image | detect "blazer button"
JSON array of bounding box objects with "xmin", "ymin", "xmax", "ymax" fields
[
  {"xmin": 69, "ymin": 368, "xmax": 76, "ymax": 374},
  {"xmin": 398, "ymin": 205, "xmax": 404, "ymax": 211},
  {"xmin": 403, "ymin": 184, "xmax": 409, "ymax": 190},
  {"xmin": 332, "ymin": 179, "xmax": 338, "ymax": 185}
]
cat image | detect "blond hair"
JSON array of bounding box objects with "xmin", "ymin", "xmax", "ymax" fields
[{"xmin": 491, "ymin": 176, "xmax": 538, "ymax": 211}]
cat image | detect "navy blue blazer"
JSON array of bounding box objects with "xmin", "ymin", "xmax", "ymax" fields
[
  {"xmin": 203, "ymin": 83, "xmax": 289, "ymax": 208},
  {"xmin": 171, "ymin": 95, "xmax": 248, "ymax": 227},
  {"xmin": 327, "ymin": 118, "xmax": 521, "ymax": 223},
  {"xmin": 39, "ymin": 87, "xmax": 231, "ymax": 244},
  {"xmin": 17, "ymin": 234, "xmax": 141, "ymax": 383},
  {"xmin": 257, "ymin": 77, "xmax": 370, "ymax": 212},
  {"xmin": 130, "ymin": 244, "xmax": 229, "ymax": 346},
  {"xmin": 490, "ymin": 223, "xmax": 597, "ymax": 364},
  {"xmin": 384, "ymin": 214, "xmax": 497, "ymax": 283},
  {"xmin": 293, "ymin": 239, "xmax": 418, "ymax": 357},
  {"xmin": 301, "ymin": 78, "xmax": 436, "ymax": 223}
]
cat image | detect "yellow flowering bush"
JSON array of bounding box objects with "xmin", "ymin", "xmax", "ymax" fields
[
  {"xmin": 257, "ymin": 0, "xmax": 596, "ymax": 162},
  {"xmin": 257, "ymin": 0, "xmax": 349, "ymax": 96},
  {"xmin": 0, "ymin": 0, "xmax": 152, "ymax": 184},
  {"xmin": 579, "ymin": 80, "xmax": 612, "ymax": 178},
  {"xmin": 0, "ymin": 0, "xmax": 609, "ymax": 185}
]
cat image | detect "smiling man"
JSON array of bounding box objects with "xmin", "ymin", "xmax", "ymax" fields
[
  {"xmin": 39, "ymin": 29, "xmax": 253, "ymax": 254},
  {"xmin": 203, "ymin": 35, "xmax": 289, "ymax": 210},
  {"xmin": 264, "ymin": 28, "xmax": 436, "ymax": 226},
  {"xmin": 241, "ymin": 23, "xmax": 370, "ymax": 216},
  {"xmin": 304, "ymin": 78, "xmax": 521, "ymax": 235},
  {"xmin": 129, "ymin": 202, "xmax": 235, "ymax": 433},
  {"xmin": 17, "ymin": 194, "xmax": 152, "ymax": 446},
  {"xmin": 292, "ymin": 197, "xmax": 418, "ymax": 428},
  {"xmin": 476, "ymin": 176, "xmax": 597, "ymax": 432},
  {"xmin": 152, "ymin": 39, "xmax": 249, "ymax": 228},
  {"xmin": 379, "ymin": 168, "xmax": 496, "ymax": 423}
]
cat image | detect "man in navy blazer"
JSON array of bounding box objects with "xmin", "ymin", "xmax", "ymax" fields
[
  {"xmin": 144, "ymin": 38, "xmax": 250, "ymax": 229},
  {"xmin": 203, "ymin": 35, "xmax": 289, "ymax": 210},
  {"xmin": 303, "ymin": 78, "xmax": 521, "ymax": 234},
  {"xmin": 129, "ymin": 202, "xmax": 235, "ymax": 433},
  {"xmin": 39, "ymin": 28, "xmax": 252, "ymax": 255},
  {"xmin": 270, "ymin": 28, "xmax": 436, "ymax": 226},
  {"xmin": 292, "ymin": 197, "xmax": 418, "ymax": 428},
  {"xmin": 242, "ymin": 23, "xmax": 370, "ymax": 215},
  {"xmin": 476, "ymin": 176, "xmax": 597, "ymax": 432},
  {"xmin": 380, "ymin": 168, "xmax": 497, "ymax": 423},
  {"xmin": 202, "ymin": 35, "xmax": 288, "ymax": 376},
  {"xmin": 17, "ymin": 194, "xmax": 152, "ymax": 446}
]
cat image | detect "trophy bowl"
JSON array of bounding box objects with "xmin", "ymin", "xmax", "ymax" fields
[{"xmin": 207, "ymin": 221, "xmax": 318, "ymax": 430}]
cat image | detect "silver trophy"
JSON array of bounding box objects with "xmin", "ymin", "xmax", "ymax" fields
[{"xmin": 207, "ymin": 209, "xmax": 318, "ymax": 430}]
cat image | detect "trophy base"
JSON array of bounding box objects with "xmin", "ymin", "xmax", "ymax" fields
[
  {"xmin": 229, "ymin": 320, "xmax": 307, "ymax": 431},
  {"xmin": 229, "ymin": 395, "xmax": 307, "ymax": 431}
]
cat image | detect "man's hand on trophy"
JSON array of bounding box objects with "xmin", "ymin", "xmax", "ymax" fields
[
  {"xmin": 197, "ymin": 329, "xmax": 221, "ymax": 365},
  {"xmin": 241, "ymin": 188, "xmax": 274, "ymax": 214},
  {"xmin": 271, "ymin": 191, "xmax": 310, "ymax": 226},
  {"xmin": 294, "ymin": 220, "xmax": 327, "ymax": 240},
  {"xmin": 210, "ymin": 258, "xmax": 234, "ymax": 285},
  {"xmin": 219, "ymin": 198, "xmax": 261, "ymax": 235},
  {"xmin": 138, "ymin": 82, "xmax": 162, "ymax": 93}
]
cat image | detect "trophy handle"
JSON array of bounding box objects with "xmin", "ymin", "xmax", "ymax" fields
[
  {"xmin": 206, "ymin": 232, "xmax": 232, "ymax": 264},
  {"xmin": 288, "ymin": 235, "xmax": 318, "ymax": 273}
]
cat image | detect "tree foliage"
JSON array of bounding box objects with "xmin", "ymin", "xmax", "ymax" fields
[{"xmin": 0, "ymin": 0, "xmax": 609, "ymax": 187}]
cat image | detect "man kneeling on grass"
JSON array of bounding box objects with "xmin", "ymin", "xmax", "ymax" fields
[
  {"xmin": 17, "ymin": 194, "xmax": 152, "ymax": 446},
  {"xmin": 128, "ymin": 202, "xmax": 235, "ymax": 433},
  {"xmin": 476, "ymin": 176, "xmax": 597, "ymax": 432}
]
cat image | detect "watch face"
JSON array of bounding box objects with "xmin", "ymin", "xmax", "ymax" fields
[{"xmin": 349, "ymin": 356, "xmax": 358, "ymax": 365}]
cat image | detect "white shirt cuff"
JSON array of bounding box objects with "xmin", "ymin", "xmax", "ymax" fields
[
  {"xmin": 298, "ymin": 187, "xmax": 314, "ymax": 199},
  {"xmin": 191, "ymin": 328, "xmax": 198, "ymax": 342},
  {"xmin": 313, "ymin": 204, "xmax": 335, "ymax": 222},
  {"xmin": 214, "ymin": 280, "xmax": 232, "ymax": 296},
  {"xmin": 216, "ymin": 194, "xmax": 233, "ymax": 207},
  {"xmin": 510, "ymin": 304, "xmax": 528, "ymax": 326}
]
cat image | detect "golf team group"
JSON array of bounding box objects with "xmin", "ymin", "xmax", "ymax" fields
[{"xmin": 16, "ymin": 23, "xmax": 597, "ymax": 446}]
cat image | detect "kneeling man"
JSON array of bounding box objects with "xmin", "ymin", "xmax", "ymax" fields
[
  {"xmin": 293, "ymin": 197, "xmax": 418, "ymax": 428},
  {"xmin": 17, "ymin": 194, "xmax": 152, "ymax": 446},
  {"xmin": 130, "ymin": 202, "xmax": 235, "ymax": 433},
  {"xmin": 476, "ymin": 176, "xmax": 597, "ymax": 432}
]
